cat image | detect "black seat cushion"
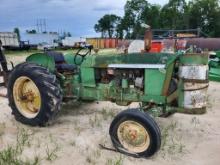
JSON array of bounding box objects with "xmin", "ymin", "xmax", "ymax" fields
[
  {"xmin": 46, "ymin": 51, "xmax": 65, "ymax": 63},
  {"xmin": 46, "ymin": 51, "xmax": 76, "ymax": 71}
]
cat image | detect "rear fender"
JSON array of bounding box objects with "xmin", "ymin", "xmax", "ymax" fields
[{"xmin": 26, "ymin": 53, "xmax": 55, "ymax": 72}]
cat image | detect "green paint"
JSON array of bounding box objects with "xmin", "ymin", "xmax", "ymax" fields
[
  {"xmin": 179, "ymin": 53, "xmax": 209, "ymax": 65},
  {"xmin": 26, "ymin": 53, "xmax": 55, "ymax": 72},
  {"xmin": 80, "ymin": 68, "xmax": 96, "ymax": 87},
  {"xmin": 209, "ymin": 51, "xmax": 220, "ymax": 82},
  {"xmin": 122, "ymin": 79, "xmax": 128, "ymax": 89},
  {"xmin": 145, "ymin": 69, "xmax": 166, "ymax": 95}
]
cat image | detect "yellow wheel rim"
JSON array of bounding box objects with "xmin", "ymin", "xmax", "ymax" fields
[
  {"xmin": 13, "ymin": 76, "xmax": 41, "ymax": 119},
  {"xmin": 117, "ymin": 120, "xmax": 150, "ymax": 153}
]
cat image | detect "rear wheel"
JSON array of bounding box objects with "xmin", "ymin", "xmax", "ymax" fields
[
  {"xmin": 8, "ymin": 62, "xmax": 62, "ymax": 126},
  {"xmin": 109, "ymin": 109, "xmax": 161, "ymax": 158}
]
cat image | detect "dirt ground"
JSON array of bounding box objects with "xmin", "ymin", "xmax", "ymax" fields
[{"xmin": 0, "ymin": 52, "xmax": 219, "ymax": 165}]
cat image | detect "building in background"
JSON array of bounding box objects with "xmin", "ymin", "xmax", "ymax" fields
[
  {"xmin": 0, "ymin": 32, "xmax": 19, "ymax": 48},
  {"xmin": 22, "ymin": 33, "xmax": 59, "ymax": 47}
]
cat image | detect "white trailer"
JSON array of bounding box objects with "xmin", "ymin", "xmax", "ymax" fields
[
  {"xmin": 22, "ymin": 33, "xmax": 59, "ymax": 46},
  {"xmin": 62, "ymin": 37, "xmax": 86, "ymax": 47},
  {"xmin": 0, "ymin": 32, "xmax": 19, "ymax": 47}
]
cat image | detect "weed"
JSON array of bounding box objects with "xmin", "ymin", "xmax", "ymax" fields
[
  {"xmin": 35, "ymin": 138, "xmax": 41, "ymax": 148},
  {"xmin": 70, "ymin": 140, "xmax": 76, "ymax": 146},
  {"xmin": 86, "ymin": 155, "xmax": 96, "ymax": 164},
  {"xmin": 75, "ymin": 126, "xmax": 82, "ymax": 135},
  {"xmin": 101, "ymin": 108, "xmax": 115, "ymax": 120},
  {"xmin": 160, "ymin": 121, "xmax": 186, "ymax": 157},
  {"xmin": 106, "ymin": 155, "xmax": 123, "ymax": 165},
  {"xmin": 45, "ymin": 143, "xmax": 59, "ymax": 161},
  {"xmin": 206, "ymin": 94, "xmax": 213, "ymax": 110},
  {"xmin": 0, "ymin": 145, "xmax": 19, "ymax": 164},
  {"xmin": 93, "ymin": 149, "xmax": 101, "ymax": 159},
  {"xmin": 0, "ymin": 123, "xmax": 6, "ymax": 136},
  {"xmin": 89, "ymin": 114, "xmax": 101, "ymax": 128},
  {"xmin": 178, "ymin": 143, "xmax": 185, "ymax": 153},
  {"xmin": 191, "ymin": 117, "xmax": 200, "ymax": 127},
  {"xmin": 161, "ymin": 121, "xmax": 178, "ymax": 149},
  {"xmin": 16, "ymin": 128, "xmax": 32, "ymax": 153},
  {"xmin": 0, "ymin": 128, "xmax": 40, "ymax": 165}
]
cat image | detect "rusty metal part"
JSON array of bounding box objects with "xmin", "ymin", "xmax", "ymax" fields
[
  {"xmin": 183, "ymin": 82, "xmax": 209, "ymax": 91},
  {"xmin": 184, "ymin": 88, "xmax": 208, "ymax": 109},
  {"xmin": 186, "ymin": 38, "xmax": 220, "ymax": 51},
  {"xmin": 144, "ymin": 29, "xmax": 152, "ymax": 51}
]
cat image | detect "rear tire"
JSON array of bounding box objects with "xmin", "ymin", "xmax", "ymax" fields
[
  {"xmin": 8, "ymin": 62, "xmax": 62, "ymax": 126},
  {"xmin": 109, "ymin": 109, "xmax": 161, "ymax": 158}
]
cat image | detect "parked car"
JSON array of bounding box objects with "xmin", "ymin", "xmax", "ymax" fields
[{"xmin": 37, "ymin": 42, "xmax": 57, "ymax": 51}]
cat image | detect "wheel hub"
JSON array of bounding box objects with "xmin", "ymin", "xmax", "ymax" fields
[
  {"xmin": 13, "ymin": 76, "xmax": 41, "ymax": 118},
  {"xmin": 117, "ymin": 120, "xmax": 150, "ymax": 153}
]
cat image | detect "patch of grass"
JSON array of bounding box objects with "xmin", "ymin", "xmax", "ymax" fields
[
  {"xmin": 45, "ymin": 143, "xmax": 59, "ymax": 162},
  {"xmin": 206, "ymin": 94, "xmax": 213, "ymax": 110},
  {"xmin": 106, "ymin": 155, "xmax": 124, "ymax": 165},
  {"xmin": 16, "ymin": 128, "xmax": 33, "ymax": 153},
  {"xmin": 0, "ymin": 145, "xmax": 21, "ymax": 164},
  {"xmin": 178, "ymin": 143, "xmax": 186, "ymax": 153},
  {"xmin": 101, "ymin": 108, "xmax": 116, "ymax": 120},
  {"xmin": 85, "ymin": 149, "xmax": 102, "ymax": 165},
  {"xmin": 93, "ymin": 149, "xmax": 101, "ymax": 159},
  {"xmin": 0, "ymin": 123, "xmax": 6, "ymax": 136},
  {"xmin": 0, "ymin": 127, "xmax": 40, "ymax": 165},
  {"xmin": 86, "ymin": 155, "xmax": 96, "ymax": 165},
  {"xmin": 45, "ymin": 134, "xmax": 60, "ymax": 162},
  {"xmin": 160, "ymin": 121, "xmax": 186, "ymax": 157},
  {"xmin": 89, "ymin": 114, "xmax": 101, "ymax": 128},
  {"xmin": 191, "ymin": 117, "xmax": 200, "ymax": 127},
  {"xmin": 70, "ymin": 140, "xmax": 76, "ymax": 147},
  {"xmin": 161, "ymin": 121, "xmax": 177, "ymax": 149},
  {"xmin": 75, "ymin": 126, "xmax": 82, "ymax": 136}
]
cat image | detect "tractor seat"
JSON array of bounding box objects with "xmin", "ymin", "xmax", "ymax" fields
[{"xmin": 46, "ymin": 51, "xmax": 77, "ymax": 71}]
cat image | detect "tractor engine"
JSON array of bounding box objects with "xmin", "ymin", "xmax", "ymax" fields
[{"xmin": 95, "ymin": 68, "xmax": 144, "ymax": 90}]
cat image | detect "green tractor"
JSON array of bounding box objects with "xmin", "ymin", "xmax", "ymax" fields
[{"xmin": 0, "ymin": 46, "xmax": 209, "ymax": 158}]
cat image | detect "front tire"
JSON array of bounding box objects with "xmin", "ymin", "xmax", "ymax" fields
[
  {"xmin": 109, "ymin": 109, "xmax": 161, "ymax": 158},
  {"xmin": 8, "ymin": 62, "xmax": 62, "ymax": 126}
]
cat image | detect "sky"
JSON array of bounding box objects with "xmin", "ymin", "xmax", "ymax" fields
[{"xmin": 0, "ymin": 0, "xmax": 168, "ymax": 38}]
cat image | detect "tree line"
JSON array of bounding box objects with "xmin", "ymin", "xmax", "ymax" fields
[{"xmin": 94, "ymin": 0, "xmax": 220, "ymax": 39}]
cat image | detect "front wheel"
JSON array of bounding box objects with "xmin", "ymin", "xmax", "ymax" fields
[
  {"xmin": 8, "ymin": 62, "xmax": 62, "ymax": 126},
  {"xmin": 109, "ymin": 109, "xmax": 161, "ymax": 158}
]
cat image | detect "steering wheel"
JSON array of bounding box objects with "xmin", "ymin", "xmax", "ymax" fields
[{"xmin": 74, "ymin": 46, "xmax": 92, "ymax": 65}]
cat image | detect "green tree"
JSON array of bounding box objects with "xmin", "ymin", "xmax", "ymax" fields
[
  {"xmin": 94, "ymin": 14, "xmax": 121, "ymax": 38},
  {"xmin": 123, "ymin": 0, "xmax": 149, "ymax": 38},
  {"xmin": 67, "ymin": 32, "xmax": 72, "ymax": 37},
  {"xmin": 115, "ymin": 22, "xmax": 124, "ymax": 39},
  {"xmin": 95, "ymin": 0, "xmax": 220, "ymax": 38},
  {"xmin": 122, "ymin": 0, "xmax": 161, "ymax": 39},
  {"xmin": 14, "ymin": 27, "xmax": 20, "ymax": 41},
  {"xmin": 141, "ymin": 5, "xmax": 161, "ymax": 29},
  {"xmin": 188, "ymin": 0, "xmax": 220, "ymax": 37},
  {"xmin": 160, "ymin": 0, "xmax": 188, "ymax": 29},
  {"xmin": 26, "ymin": 29, "xmax": 37, "ymax": 34}
]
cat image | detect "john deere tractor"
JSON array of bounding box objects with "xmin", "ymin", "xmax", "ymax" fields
[{"xmin": 0, "ymin": 45, "xmax": 209, "ymax": 158}]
